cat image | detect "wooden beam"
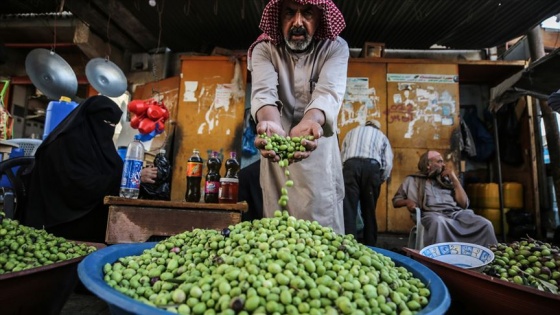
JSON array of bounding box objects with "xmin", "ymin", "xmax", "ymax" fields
[
  {"xmin": 63, "ymin": 0, "xmax": 145, "ymax": 52},
  {"xmin": 543, "ymin": 31, "xmax": 560, "ymax": 51},
  {"xmin": 101, "ymin": 0, "xmax": 159, "ymax": 50},
  {"xmin": 73, "ymin": 21, "xmax": 125, "ymax": 70}
]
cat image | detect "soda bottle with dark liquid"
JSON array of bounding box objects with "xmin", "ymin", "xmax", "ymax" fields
[
  {"xmin": 219, "ymin": 151, "xmax": 240, "ymax": 204},
  {"xmin": 185, "ymin": 149, "xmax": 203, "ymax": 202},
  {"xmin": 204, "ymin": 151, "xmax": 221, "ymax": 203},
  {"xmin": 224, "ymin": 151, "xmax": 240, "ymax": 178}
]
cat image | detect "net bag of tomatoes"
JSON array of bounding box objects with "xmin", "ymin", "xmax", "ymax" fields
[
  {"xmin": 127, "ymin": 98, "xmax": 170, "ymax": 142},
  {"xmin": 127, "ymin": 98, "xmax": 172, "ymax": 200}
]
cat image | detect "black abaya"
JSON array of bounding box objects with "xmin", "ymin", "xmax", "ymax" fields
[{"xmin": 22, "ymin": 95, "xmax": 123, "ymax": 242}]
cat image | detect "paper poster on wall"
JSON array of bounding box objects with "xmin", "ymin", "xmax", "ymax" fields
[
  {"xmin": 340, "ymin": 77, "xmax": 380, "ymax": 126},
  {"xmin": 388, "ymin": 82, "xmax": 456, "ymax": 139},
  {"xmin": 183, "ymin": 81, "xmax": 198, "ymax": 102},
  {"xmin": 214, "ymin": 84, "xmax": 233, "ymax": 110},
  {"xmin": 196, "ymin": 83, "xmax": 239, "ymax": 135}
]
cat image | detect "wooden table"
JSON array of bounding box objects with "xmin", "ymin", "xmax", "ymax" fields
[{"xmin": 104, "ymin": 196, "xmax": 247, "ymax": 244}]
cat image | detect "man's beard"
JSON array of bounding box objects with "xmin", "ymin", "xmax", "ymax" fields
[
  {"xmin": 428, "ymin": 167, "xmax": 454, "ymax": 189},
  {"xmin": 285, "ymin": 27, "xmax": 313, "ymax": 52},
  {"xmin": 427, "ymin": 167, "xmax": 442, "ymax": 179}
]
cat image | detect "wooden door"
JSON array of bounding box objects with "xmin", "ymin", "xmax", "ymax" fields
[
  {"xmin": 170, "ymin": 56, "xmax": 247, "ymax": 201},
  {"xmin": 386, "ymin": 63, "xmax": 460, "ymax": 232}
]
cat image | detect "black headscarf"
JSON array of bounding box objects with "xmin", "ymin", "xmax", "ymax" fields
[{"xmin": 23, "ymin": 95, "xmax": 123, "ymax": 241}]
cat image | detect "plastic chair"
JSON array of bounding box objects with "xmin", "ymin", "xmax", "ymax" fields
[
  {"xmin": 0, "ymin": 139, "xmax": 41, "ymax": 190},
  {"xmin": 0, "ymin": 156, "xmax": 34, "ymax": 219},
  {"xmin": 407, "ymin": 207, "xmax": 425, "ymax": 250},
  {"xmin": 4, "ymin": 138, "xmax": 42, "ymax": 156}
]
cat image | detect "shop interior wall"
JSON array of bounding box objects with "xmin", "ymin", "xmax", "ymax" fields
[
  {"xmin": 461, "ymin": 92, "xmax": 539, "ymax": 234},
  {"xmin": 339, "ymin": 59, "xmax": 461, "ymax": 234}
]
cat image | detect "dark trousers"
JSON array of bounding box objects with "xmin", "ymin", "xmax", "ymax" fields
[
  {"xmin": 238, "ymin": 160, "xmax": 263, "ymax": 222},
  {"xmin": 46, "ymin": 206, "xmax": 109, "ymax": 243},
  {"xmin": 343, "ymin": 158, "xmax": 382, "ymax": 246}
]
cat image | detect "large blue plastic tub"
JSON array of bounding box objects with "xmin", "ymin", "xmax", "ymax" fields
[{"xmin": 78, "ymin": 243, "xmax": 450, "ymax": 315}]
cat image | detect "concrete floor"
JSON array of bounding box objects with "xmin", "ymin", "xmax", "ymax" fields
[
  {"xmin": 60, "ymin": 234, "xmax": 411, "ymax": 315},
  {"xmin": 61, "ymin": 292, "xmax": 111, "ymax": 315}
]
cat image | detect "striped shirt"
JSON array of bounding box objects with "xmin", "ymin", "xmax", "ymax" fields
[{"xmin": 340, "ymin": 125, "xmax": 394, "ymax": 181}]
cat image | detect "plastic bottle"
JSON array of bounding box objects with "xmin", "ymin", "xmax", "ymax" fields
[
  {"xmin": 204, "ymin": 151, "xmax": 221, "ymax": 203},
  {"xmin": 185, "ymin": 149, "xmax": 203, "ymax": 202},
  {"xmin": 219, "ymin": 151, "xmax": 240, "ymax": 204},
  {"xmin": 224, "ymin": 151, "xmax": 240, "ymax": 178},
  {"xmin": 119, "ymin": 134, "xmax": 145, "ymax": 199}
]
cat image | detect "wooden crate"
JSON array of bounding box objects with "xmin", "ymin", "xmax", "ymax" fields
[{"xmin": 104, "ymin": 196, "xmax": 246, "ymax": 244}]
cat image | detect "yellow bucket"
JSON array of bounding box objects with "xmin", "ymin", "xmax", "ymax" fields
[
  {"xmin": 503, "ymin": 182, "xmax": 523, "ymax": 209},
  {"xmin": 480, "ymin": 183, "xmax": 500, "ymax": 209},
  {"xmin": 468, "ymin": 183, "xmax": 485, "ymax": 209}
]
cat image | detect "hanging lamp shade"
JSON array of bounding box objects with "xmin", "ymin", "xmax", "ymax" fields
[
  {"xmin": 85, "ymin": 58, "xmax": 127, "ymax": 97},
  {"xmin": 25, "ymin": 48, "xmax": 78, "ymax": 100}
]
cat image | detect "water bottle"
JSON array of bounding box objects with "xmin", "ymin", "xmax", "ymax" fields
[
  {"xmin": 224, "ymin": 151, "xmax": 240, "ymax": 178},
  {"xmin": 119, "ymin": 134, "xmax": 145, "ymax": 199},
  {"xmin": 204, "ymin": 151, "xmax": 221, "ymax": 203},
  {"xmin": 185, "ymin": 149, "xmax": 203, "ymax": 202}
]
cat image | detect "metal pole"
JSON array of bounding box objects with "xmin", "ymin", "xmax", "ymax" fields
[
  {"xmin": 492, "ymin": 112, "xmax": 506, "ymax": 242},
  {"xmin": 527, "ymin": 26, "xmax": 545, "ymax": 61}
]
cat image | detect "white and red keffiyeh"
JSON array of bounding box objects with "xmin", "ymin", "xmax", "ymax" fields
[{"xmin": 249, "ymin": 0, "xmax": 346, "ymax": 55}]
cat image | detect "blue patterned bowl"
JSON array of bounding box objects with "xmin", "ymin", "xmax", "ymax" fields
[{"xmin": 420, "ymin": 242, "xmax": 494, "ymax": 270}]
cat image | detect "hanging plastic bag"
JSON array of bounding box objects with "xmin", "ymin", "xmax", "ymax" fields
[
  {"xmin": 139, "ymin": 149, "xmax": 171, "ymax": 200},
  {"xmin": 242, "ymin": 109, "xmax": 258, "ymax": 156}
]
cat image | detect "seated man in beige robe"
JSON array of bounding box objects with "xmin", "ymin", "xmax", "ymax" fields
[{"xmin": 392, "ymin": 150, "xmax": 498, "ymax": 247}]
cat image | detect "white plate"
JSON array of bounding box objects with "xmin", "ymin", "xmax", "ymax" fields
[{"xmin": 420, "ymin": 242, "xmax": 494, "ymax": 269}]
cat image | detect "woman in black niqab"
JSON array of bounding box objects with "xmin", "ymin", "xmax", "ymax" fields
[{"xmin": 22, "ymin": 95, "xmax": 123, "ymax": 242}]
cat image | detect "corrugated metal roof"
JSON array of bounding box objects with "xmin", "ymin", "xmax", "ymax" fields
[{"xmin": 1, "ymin": 0, "xmax": 560, "ymax": 53}]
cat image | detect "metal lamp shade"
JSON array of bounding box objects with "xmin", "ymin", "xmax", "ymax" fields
[
  {"xmin": 85, "ymin": 58, "xmax": 127, "ymax": 97},
  {"xmin": 25, "ymin": 48, "xmax": 78, "ymax": 100}
]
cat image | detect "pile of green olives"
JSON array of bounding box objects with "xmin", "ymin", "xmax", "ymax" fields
[
  {"xmin": 260, "ymin": 133, "xmax": 314, "ymax": 161},
  {"xmin": 0, "ymin": 212, "xmax": 97, "ymax": 274},
  {"xmin": 259, "ymin": 133, "xmax": 314, "ymax": 211},
  {"xmin": 482, "ymin": 237, "xmax": 560, "ymax": 294},
  {"xmin": 103, "ymin": 211, "xmax": 431, "ymax": 314}
]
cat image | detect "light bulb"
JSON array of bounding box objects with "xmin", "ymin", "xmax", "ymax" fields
[{"xmin": 149, "ymin": 0, "xmax": 156, "ymax": 7}]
